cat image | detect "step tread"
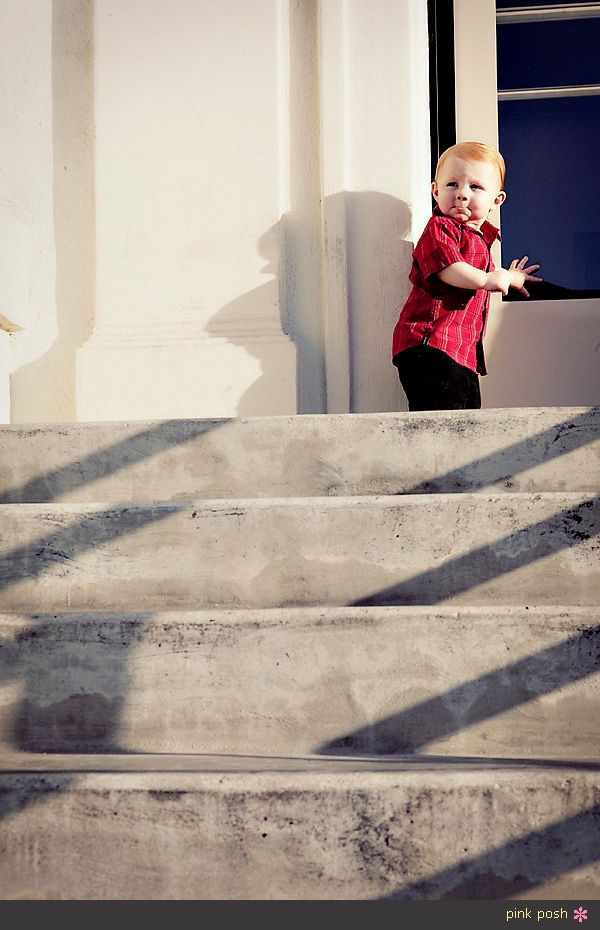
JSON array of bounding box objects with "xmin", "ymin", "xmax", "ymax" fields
[
  {"xmin": 1, "ymin": 408, "xmax": 598, "ymax": 503},
  {"xmin": 3, "ymin": 406, "xmax": 598, "ymax": 432},
  {"xmin": 1, "ymin": 489, "xmax": 598, "ymax": 510},
  {"xmin": 1, "ymin": 494, "xmax": 597, "ymax": 610},
  {"xmin": 3, "ymin": 753, "xmax": 598, "ymax": 900},
  {"xmin": 1, "ymin": 752, "xmax": 599, "ymax": 776},
  {"xmin": 1, "ymin": 603, "xmax": 596, "ymax": 759},
  {"xmin": 1, "ymin": 603, "xmax": 596, "ymax": 621}
]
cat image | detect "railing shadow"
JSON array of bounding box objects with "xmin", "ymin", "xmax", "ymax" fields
[
  {"xmin": 351, "ymin": 497, "xmax": 599, "ymax": 607},
  {"xmin": 0, "ymin": 416, "xmax": 234, "ymax": 754},
  {"xmin": 0, "ymin": 504, "xmax": 179, "ymax": 594},
  {"xmin": 316, "ymin": 623, "xmax": 600, "ymax": 755},
  {"xmin": 379, "ymin": 805, "xmax": 600, "ymax": 900},
  {"xmin": 403, "ymin": 408, "xmax": 599, "ymax": 494},
  {"xmin": 0, "ymin": 416, "xmax": 232, "ymax": 900},
  {"xmin": 0, "ymin": 418, "xmax": 229, "ymax": 504}
]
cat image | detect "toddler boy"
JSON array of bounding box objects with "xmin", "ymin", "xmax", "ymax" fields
[{"xmin": 392, "ymin": 141, "xmax": 541, "ymax": 410}]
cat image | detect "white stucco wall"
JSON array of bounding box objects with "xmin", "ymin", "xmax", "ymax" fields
[
  {"xmin": 0, "ymin": 0, "xmax": 60, "ymax": 422},
  {"xmin": 76, "ymin": 0, "xmax": 297, "ymax": 420},
  {"xmin": 4, "ymin": 0, "xmax": 432, "ymax": 422},
  {"xmin": 6, "ymin": 0, "xmax": 592, "ymax": 422}
]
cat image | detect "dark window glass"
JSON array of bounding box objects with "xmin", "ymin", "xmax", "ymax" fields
[
  {"xmin": 497, "ymin": 19, "xmax": 600, "ymax": 89},
  {"xmin": 428, "ymin": 0, "xmax": 456, "ymax": 178},
  {"xmin": 496, "ymin": 3, "xmax": 600, "ymax": 295},
  {"xmin": 499, "ymin": 95, "xmax": 600, "ymax": 290}
]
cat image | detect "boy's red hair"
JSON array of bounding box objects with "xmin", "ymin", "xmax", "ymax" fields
[{"xmin": 435, "ymin": 141, "xmax": 506, "ymax": 188}]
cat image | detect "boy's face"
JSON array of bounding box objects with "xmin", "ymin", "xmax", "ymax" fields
[{"xmin": 432, "ymin": 154, "xmax": 506, "ymax": 229}]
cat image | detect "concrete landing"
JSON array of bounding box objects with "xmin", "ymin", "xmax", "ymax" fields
[{"xmin": 0, "ymin": 753, "xmax": 598, "ymax": 900}]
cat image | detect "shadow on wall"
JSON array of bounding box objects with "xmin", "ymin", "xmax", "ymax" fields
[
  {"xmin": 203, "ymin": 222, "xmax": 296, "ymax": 419},
  {"xmin": 204, "ymin": 191, "xmax": 412, "ymax": 417},
  {"xmin": 11, "ymin": 186, "xmax": 413, "ymax": 422},
  {"xmin": 343, "ymin": 191, "xmax": 412, "ymax": 414}
]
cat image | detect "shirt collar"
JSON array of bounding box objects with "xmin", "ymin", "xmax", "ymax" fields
[{"xmin": 433, "ymin": 205, "xmax": 501, "ymax": 245}]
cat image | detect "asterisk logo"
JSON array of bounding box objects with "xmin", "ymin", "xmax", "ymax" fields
[{"xmin": 574, "ymin": 908, "xmax": 588, "ymax": 923}]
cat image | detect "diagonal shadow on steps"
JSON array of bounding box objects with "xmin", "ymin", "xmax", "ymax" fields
[
  {"xmin": 402, "ymin": 408, "xmax": 599, "ymax": 494},
  {"xmin": 0, "ymin": 496, "xmax": 597, "ymax": 605},
  {"xmin": 0, "ymin": 483, "xmax": 598, "ymax": 760},
  {"xmin": 0, "ymin": 409, "xmax": 598, "ymax": 505},
  {"xmin": 0, "ymin": 416, "xmax": 232, "ymax": 756},
  {"xmin": 350, "ymin": 496, "xmax": 599, "ymax": 607},
  {"xmin": 0, "ymin": 418, "xmax": 229, "ymax": 504},
  {"xmin": 315, "ymin": 623, "xmax": 600, "ymax": 755},
  {"xmin": 0, "ymin": 504, "xmax": 181, "ymax": 594},
  {"xmin": 378, "ymin": 804, "xmax": 600, "ymax": 900},
  {"xmin": 0, "ymin": 612, "xmax": 157, "ymax": 753},
  {"xmin": 0, "ymin": 417, "xmax": 232, "ymax": 898}
]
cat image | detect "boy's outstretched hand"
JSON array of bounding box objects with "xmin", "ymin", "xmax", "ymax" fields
[
  {"xmin": 485, "ymin": 257, "xmax": 542, "ymax": 297},
  {"xmin": 507, "ymin": 256, "xmax": 542, "ymax": 298}
]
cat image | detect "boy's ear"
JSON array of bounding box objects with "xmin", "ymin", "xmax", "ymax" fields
[
  {"xmin": 494, "ymin": 190, "xmax": 507, "ymax": 207},
  {"xmin": 431, "ymin": 180, "xmax": 439, "ymax": 201}
]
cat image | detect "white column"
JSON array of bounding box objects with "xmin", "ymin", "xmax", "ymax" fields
[
  {"xmin": 319, "ymin": 0, "xmax": 432, "ymax": 413},
  {"xmin": 77, "ymin": 0, "xmax": 296, "ymax": 421},
  {"xmin": 454, "ymin": 0, "xmax": 499, "ymax": 150}
]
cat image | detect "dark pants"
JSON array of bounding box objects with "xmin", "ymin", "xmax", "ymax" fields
[{"xmin": 393, "ymin": 345, "xmax": 481, "ymax": 411}]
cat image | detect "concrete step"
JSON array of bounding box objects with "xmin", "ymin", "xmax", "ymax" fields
[
  {"xmin": 0, "ymin": 407, "xmax": 598, "ymax": 503},
  {"xmin": 0, "ymin": 493, "xmax": 597, "ymax": 610},
  {"xmin": 0, "ymin": 606, "xmax": 597, "ymax": 759},
  {"xmin": 1, "ymin": 409, "xmax": 598, "ymax": 903},
  {"xmin": 0, "ymin": 753, "xmax": 598, "ymax": 899}
]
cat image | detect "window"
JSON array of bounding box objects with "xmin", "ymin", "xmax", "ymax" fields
[{"xmin": 496, "ymin": 0, "xmax": 600, "ymax": 298}]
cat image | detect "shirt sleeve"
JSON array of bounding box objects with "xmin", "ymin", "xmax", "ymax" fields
[{"xmin": 414, "ymin": 217, "xmax": 465, "ymax": 281}]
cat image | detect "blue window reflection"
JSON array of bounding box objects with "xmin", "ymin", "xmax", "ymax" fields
[
  {"xmin": 497, "ymin": 19, "xmax": 600, "ymax": 90},
  {"xmin": 499, "ymin": 95, "xmax": 600, "ymax": 290},
  {"xmin": 496, "ymin": 3, "xmax": 600, "ymax": 293}
]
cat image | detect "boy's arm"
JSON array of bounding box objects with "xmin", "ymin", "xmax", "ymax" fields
[{"xmin": 436, "ymin": 256, "xmax": 542, "ymax": 298}]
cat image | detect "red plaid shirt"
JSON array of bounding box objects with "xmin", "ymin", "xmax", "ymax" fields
[{"xmin": 391, "ymin": 208, "xmax": 500, "ymax": 374}]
